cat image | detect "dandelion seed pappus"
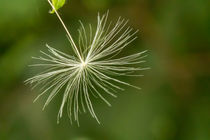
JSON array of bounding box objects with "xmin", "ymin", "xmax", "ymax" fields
[{"xmin": 25, "ymin": 0, "xmax": 149, "ymax": 125}]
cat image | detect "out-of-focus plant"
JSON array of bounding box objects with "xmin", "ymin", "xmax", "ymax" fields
[{"xmin": 50, "ymin": 0, "xmax": 66, "ymax": 14}]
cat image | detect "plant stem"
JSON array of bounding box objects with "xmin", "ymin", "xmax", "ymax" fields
[{"xmin": 47, "ymin": 0, "xmax": 83, "ymax": 62}]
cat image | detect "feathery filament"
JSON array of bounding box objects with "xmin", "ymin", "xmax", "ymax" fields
[{"xmin": 25, "ymin": 0, "xmax": 148, "ymax": 125}]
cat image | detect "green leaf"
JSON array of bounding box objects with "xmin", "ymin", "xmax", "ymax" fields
[{"xmin": 50, "ymin": 0, "xmax": 66, "ymax": 14}]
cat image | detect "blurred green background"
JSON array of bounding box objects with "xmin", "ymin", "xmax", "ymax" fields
[{"xmin": 0, "ymin": 0, "xmax": 210, "ymax": 140}]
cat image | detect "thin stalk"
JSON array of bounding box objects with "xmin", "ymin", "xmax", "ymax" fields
[{"xmin": 47, "ymin": 0, "xmax": 83, "ymax": 62}]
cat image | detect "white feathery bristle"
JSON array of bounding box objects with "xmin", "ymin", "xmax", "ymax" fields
[{"xmin": 25, "ymin": 0, "xmax": 148, "ymax": 125}]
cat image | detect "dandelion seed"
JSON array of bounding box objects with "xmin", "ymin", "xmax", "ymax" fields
[{"xmin": 25, "ymin": 0, "xmax": 148, "ymax": 125}]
